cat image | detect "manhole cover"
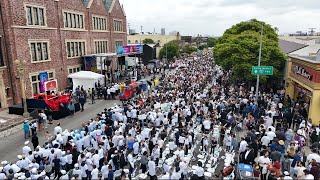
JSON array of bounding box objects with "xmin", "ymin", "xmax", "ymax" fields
[{"xmin": 0, "ymin": 119, "xmax": 7, "ymax": 123}]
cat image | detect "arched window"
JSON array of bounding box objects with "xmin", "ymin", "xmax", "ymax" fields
[
  {"xmin": 135, "ymin": 40, "xmax": 139, "ymax": 44},
  {"xmin": 128, "ymin": 40, "xmax": 131, "ymax": 44}
]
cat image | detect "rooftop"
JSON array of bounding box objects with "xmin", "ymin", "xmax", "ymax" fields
[{"xmin": 278, "ymin": 39, "xmax": 307, "ymax": 54}]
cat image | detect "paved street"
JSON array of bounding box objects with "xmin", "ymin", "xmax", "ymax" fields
[{"xmin": 0, "ymin": 99, "xmax": 118, "ymax": 163}]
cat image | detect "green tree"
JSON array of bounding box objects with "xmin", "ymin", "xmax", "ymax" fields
[
  {"xmin": 182, "ymin": 45, "xmax": 197, "ymax": 54},
  {"xmin": 159, "ymin": 41, "xmax": 180, "ymax": 60},
  {"xmin": 142, "ymin": 38, "xmax": 155, "ymax": 44},
  {"xmin": 207, "ymin": 37, "xmax": 217, "ymax": 47},
  {"xmin": 213, "ymin": 19, "xmax": 286, "ymax": 83},
  {"xmin": 198, "ymin": 45, "xmax": 208, "ymax": 50}
]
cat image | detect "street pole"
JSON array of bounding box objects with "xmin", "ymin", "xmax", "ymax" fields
[
  {"xmin": 256, "ymin": 24, "xmax": 263, "ymax": 98},
  {"xmin": 15, "ymin": 59, "xmax": 29, "ymax": 118}
]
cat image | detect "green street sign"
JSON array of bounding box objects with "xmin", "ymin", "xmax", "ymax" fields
[{"xmin": 252, "ymin": 66, "xmax": 273, "ymax": 75}]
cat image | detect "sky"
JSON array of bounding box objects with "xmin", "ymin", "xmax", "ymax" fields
[{"xmin": 119, "ymin": 0, "xmax": 320, "ymax": 36}]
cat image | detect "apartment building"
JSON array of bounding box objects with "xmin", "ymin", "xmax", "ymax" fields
[{"xmin": 0, "ymin": 0, "xmax": 127, "ymax": 108}]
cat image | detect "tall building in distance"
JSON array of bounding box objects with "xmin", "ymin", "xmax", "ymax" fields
[{"xmin": 161, "ymin": 28, "xmax": 166, "ymax": 35}]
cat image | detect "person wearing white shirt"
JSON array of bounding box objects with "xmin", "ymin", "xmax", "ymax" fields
[
  {"xmin": 148, "ymin": 158, "xmax": 156, "ymax": 179},
  {"xmin": 257, "ymin": 153, "xmax": 271, "ymax": 179},
  {"xmin": 194, "ymin": 162, "xmax": 204, "ymax": 179},
  {"xmin": 91, "ymin": 165, "xmax": 99, "ymax": 180},
  {"xmin": 22, "ymin": 142, "xmax": 32, "ymax": 156},
  {"xmin": 307, "ymin": 149, "xmax": 320, "ymax": 163},
  {"xmin": 127, "ymin": 151, "xmax": 135, "ymax": 179},
  {"xmin": 203, "ymin": 119, "xmax": 211, "ymax": 133},
  {"xmin": 261, "ymin": 135, "xmax": 271, "ymax": 147},
  {"xmin": 54, "ymin": 123, "xmax": 62, "ymax": 136},
  {"xmin": 171, "ymin": 167, "xmax": 182, "ymax": 180},
  {"xmin": 266, "ymin": 128, "xmax": 276, "ymax": 140},
  {"xmin": 239, "ymin": 138, "xmax": 248, "ymax": 153}
]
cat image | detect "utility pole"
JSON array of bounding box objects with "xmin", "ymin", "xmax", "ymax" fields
[
  {"xmin": 256, "ymin": 24, "xmax": 263, "ymax": 98},
  {"xmin": 140, "ymin": 25, "xmax": 143, "ymax": 34},
  {"xmin": 127, "ymin": 23, "xmax": 130, "ymax": 35},
  {"xmin": 166, "ymin": 38, "xmax": 168, "ymax": 63}
]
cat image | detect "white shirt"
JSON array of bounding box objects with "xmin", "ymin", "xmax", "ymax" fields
[
  {"xmin": 203, "ymin": 120, "xmax": 211, "ymax": 130},
  {"xmin": 258, "ymin": 156, "xmax": 271, "ymax": 168},
  {"xmin": 91, "ymin": 168, "xmax": 99, "ymax": 179},
  {"xmin": 194, "ymin": 166, "xmax": 204, "ymax": 177},
  {"xmin": 284, "ymin": 175, "xmax": 293, "ymax": 180},
  {"xmin": 239, "ymin": 140, "xmax": 248, "ymax": 153},
  {"xmin": 307, "ymin": 153, "xmax": 320, "ymax": 163},
  {"xmin": 304, "ymin": 174, "xmax": 315, "ymax": 180},
  {"xmin": 266, "ymin": 131, "xmax": 276, "ymax": 140},
  {"xmin": 148, "ymin": 160, "xmax": 156, "ymax": 176},
  {"xmin": 54, "ymin": 126, "xmax": 63, "ymax": 135},
  {"xmin": 127, "ymin": 154, "xmax": 134, "ymax": 168},
  {"xmin": 261, "ymin": 136, "xmax": 271, "ymax": 146},
  {"xmin": 22, "ymin": 145, "xmax": 32, "ymax": 156}
]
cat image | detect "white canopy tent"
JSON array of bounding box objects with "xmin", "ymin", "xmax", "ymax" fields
[{"xmin": 67, "ymin": 71, "xmax": 104, "ymax": 91}]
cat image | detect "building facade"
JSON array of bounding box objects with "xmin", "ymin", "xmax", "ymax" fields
[
  {"xmin": 0, "ymin": 0, "xmax": 127, "ymax": 108},
  {"xmin": 286, "ymin": 53, "xmax": 320, "ymax": 125},
  {"xmin": 127, "ymin": 33, "xmax": 181, "ymax": 48}
]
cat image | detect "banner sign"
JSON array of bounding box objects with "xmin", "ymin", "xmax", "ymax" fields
[
  {"xmin": 116, "ymin": 45, "xmax": 143, "ymax": 56},
  {"xmin": 44, "ymin": 80, "xmax": 58, "ymax": 92},
  {"xmin": 39, "ymin": 72, "xmax": 48, "ymax": 93}
]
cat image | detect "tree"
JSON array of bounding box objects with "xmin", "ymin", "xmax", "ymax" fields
[
  {"xmin": 198, "ymin": 44, "xmax": 208, "ymax": 50},
  {"xmin": 182, "ymin": 45, "xmax": 197, "ymax": 54},
  {"xmin": 213, "ymin": 19, "xmax": 286, "ymax": 84},
  {"xmin": 207, "ymin": 38, "xmax": 217, "ymax": 47},
  {"xmin": 159, "ymin": 41, "xmax": 180, "ymax": 60},
  {"xmin": 142, "ymin": 38, "xmax": 155, "ymax": 44}
]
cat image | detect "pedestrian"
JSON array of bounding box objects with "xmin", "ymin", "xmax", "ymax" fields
[
  {"xmin": 31, "ymin": 133, "xmax": 39, "ymax": 150},
  {"xmin": 23, "ymin": 120, "xmax": 30, "ymax": 139},
  {"xmin": 39, "ymin": 110, "xmax": 47, "ymax": 129},
  {"xmin": 68, "ymin": 101, "xmax": 75, "ymax": 116},
  {"xmin": 79, "ymin": 94, "xmax": 86, "ymax": 112}
]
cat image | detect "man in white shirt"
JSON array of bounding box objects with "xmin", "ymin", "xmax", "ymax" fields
[
  {"xmin": 306, "ymin": 149, "xmax": 320, "ymax": 163},
  {"xmin": 239, "ymin": 138, "xmax": 248, "ymax": 153},
  {"xmin": 148, "ymin": 158, "xmax": 156, "ymax": 180},
  {"xmin": 193, "ymin": 162, "xmax": 204, "ymax": 179},
  {"xmin": 127, "ymin": 151, "xmax": 135, "ymax": 179},
  {"xmin": 54, "ymin": 123, "xmax": 62, "ymax": 136},
  {"xmin": 261, "ymin": 135, "xmax": 271, "ymax": 147},
  {"xmin": 266, "ymin": 128, "xmax": 276, "ymax": 140},
  {"xmin": 203, "ymin": 119, "xmax": 211, "ymax": 134}
]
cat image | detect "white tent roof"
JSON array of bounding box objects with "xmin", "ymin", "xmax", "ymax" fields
[{"xmin": 67, "ymin": 71, "xmax": 104, "ymax": 80}]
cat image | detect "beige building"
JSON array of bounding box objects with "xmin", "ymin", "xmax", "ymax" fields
[
  {"xmin": 127, "ymin": 33, "xmax": 181, "ymax": 47},
  {"xmin": 279, "ymin": 35, "xmax": 320, "ymax": 45}
]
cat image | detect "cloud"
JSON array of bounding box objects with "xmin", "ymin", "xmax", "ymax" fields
[{"xmin": 120, "ymin": 0, "xmax": 320, "ymax": 36}]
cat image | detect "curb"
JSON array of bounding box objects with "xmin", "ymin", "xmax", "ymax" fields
[{"xmin": 0, "ymin": 117, "xmax": 32, "ymax": 132}]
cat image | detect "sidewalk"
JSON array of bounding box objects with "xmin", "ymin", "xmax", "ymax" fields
[{"xmin": 0, "ymin": 108, "xmax": 24, "ymax": 131}]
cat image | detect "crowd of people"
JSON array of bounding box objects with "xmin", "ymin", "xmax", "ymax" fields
[{"xmin": 1, "ymin": 54, "xmax": 319, "ymax": 180}]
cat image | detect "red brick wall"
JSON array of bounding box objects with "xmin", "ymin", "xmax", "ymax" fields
[{"xmin": 0, "ymin": 0, "xmax": 127, "ymax": 106}]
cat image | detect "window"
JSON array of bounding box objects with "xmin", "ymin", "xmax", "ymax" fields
[
  {"xmin": 92, "ymin": 16, "xmax": 107, "ymax": 30},
  {"xmin": 128, "ymin": 40, "xmax": 131, "ymax": 44},
  {"xmin": 113, "ymin": 20, "xmax": 123, "ymax": 32},
  {"xmin": 66, "ymin": 40, "xmax": 86, "ymax": 58},
  {"xmin": 95, "ymin": 40, "xmax": 108, "ymax": 54},
  {"xmin": 68, "ymin": 65, "xmax": 82, "ymax": 74},
  {"xmin": 135, "ymin": 40, "xmax": 139, "ymax": 44},
  {"xmin": 115, "ymin": 41, "xmax": 123, "ymax": 47},
  {"xmin": 29, "ymin": 41, "xmax": 50, "ymax": 62},
  {"xmin": 26, "ymin": 5, "xmax": 46, "ymax": 26},
  {"xmin": 30, "ymin": 71, "xmax": 55, "ymax": 95},
  {"xmin": 63, "ymin": 11, "xmax": 84, "ymax": 29}
]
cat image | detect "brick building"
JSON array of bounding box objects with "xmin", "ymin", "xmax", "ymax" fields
[{"xmin": 0, "ymin": 0, "xmax": 127, "ymax": 108}]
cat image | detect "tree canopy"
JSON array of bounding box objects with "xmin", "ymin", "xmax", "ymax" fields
[
  {"xmin": 159, "ymin": 41, "xmax": 180, "ymax": 60},
  {"xmin": 142, "ymin": 38, "xmax": 155, "ymax": 44},
  {"xmin": 182, "ymin": 45, "xmax": 197, "ymax": 54},
  {"xmin": 207, "ymin": 38, "xmax": 217, "ymax": 47},
  {"xmin": 213, "ymin": 19, "xmax": 286, "ymax": 83}
]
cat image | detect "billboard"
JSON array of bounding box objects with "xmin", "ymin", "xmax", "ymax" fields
[
  {"xmin": 116, "ymin": 45, "xmax": 143, "ymax": 56},
  {"xmin": 44, "ymin": 80, "xmax": 58, "ymax": 92}
]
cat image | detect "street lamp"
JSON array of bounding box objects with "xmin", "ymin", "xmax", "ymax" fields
[
  {"xmin": 255, "ymin": 24, "xmax": 263, "ymax": 98},
  {"xmin": 15, "ymin": 59, "xmax": 29, "ymax": 118}
]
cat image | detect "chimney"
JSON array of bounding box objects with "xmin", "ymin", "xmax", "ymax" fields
[{"xmin": 316, "ymin": 49, "xmax": 320, "ymax": 61}]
